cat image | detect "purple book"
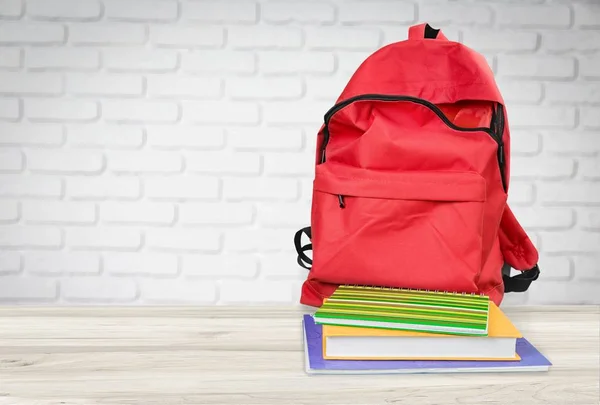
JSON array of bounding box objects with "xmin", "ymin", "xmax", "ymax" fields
[{"xmin": 303, "ymin": 315, "xmax": 552, "ymax": 374}]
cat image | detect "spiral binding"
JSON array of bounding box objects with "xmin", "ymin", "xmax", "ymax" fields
[{"xmin": 341, "ymin": 284, "xmax": 485, "ymax": 296}]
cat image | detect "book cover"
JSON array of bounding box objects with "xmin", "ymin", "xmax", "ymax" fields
[
  {"xmin": 314, "ymin": 285, "xmax": 490, "ymax": 336},
  {"xmin": 304, "ymin": 315, "xmax": 552, "ymax": 375}
]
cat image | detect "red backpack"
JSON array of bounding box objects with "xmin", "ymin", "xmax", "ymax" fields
[{"xmin": 294, "ymin": 23, "xmax": 540, "ymax": 308}]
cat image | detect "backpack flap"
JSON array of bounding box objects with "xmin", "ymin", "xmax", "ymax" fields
[{"xmin": 499, "ymin": 204, "xmax": 540, "ymax": 292}]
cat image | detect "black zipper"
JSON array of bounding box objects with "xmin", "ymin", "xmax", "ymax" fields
[{"xmin": 319, "ymin": 94, "xmax": 507, "ymax": 196}]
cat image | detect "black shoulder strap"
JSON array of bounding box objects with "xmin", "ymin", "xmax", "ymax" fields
[
  {"xmin": 294, "ymin": 227, "xmax": 312, "ymax": 270},
  {"xmin": 503, "ymin": 264, "xmax": 540, "ymax": 293}
]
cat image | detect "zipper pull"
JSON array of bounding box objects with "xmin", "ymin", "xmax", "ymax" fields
[{"xmin": 338, "ymin": 195, "xmax": 346, "ymax": 209}]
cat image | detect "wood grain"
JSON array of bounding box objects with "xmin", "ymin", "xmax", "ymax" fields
[{"xmin": 0, "ymin": 306, "xmax": 598, "ymax": 405}]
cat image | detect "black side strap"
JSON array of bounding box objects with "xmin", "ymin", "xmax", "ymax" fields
[
  {"xmin": 503, "ymin": 264, "xmax": 540, "ymax": 293},
  {"xmin": 294, "ymin": 227, "xmax": 312, "ymax": 270},
  {"xmin": 424, "ymin": 23, "xmax": 440, "ymax": 39}
]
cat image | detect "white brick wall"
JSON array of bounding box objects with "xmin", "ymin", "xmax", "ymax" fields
[{"xmin": 0, "ymin": 0, "xmax": 598, "ymax": 305}]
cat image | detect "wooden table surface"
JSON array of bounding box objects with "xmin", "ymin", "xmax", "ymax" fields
[{"xmin": 0, "ymin": 306, "xmax": 598, "ymax": 405}]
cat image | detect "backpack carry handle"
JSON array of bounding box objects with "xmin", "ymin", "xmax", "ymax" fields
[{"xmin": 408, "ymin": 23, "xmax": 448, "ymax": 41}]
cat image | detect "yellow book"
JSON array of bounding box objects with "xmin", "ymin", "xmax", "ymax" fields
[{"xmin": 322, "ymin": 302, "xmax": 522, "ymax": 361}]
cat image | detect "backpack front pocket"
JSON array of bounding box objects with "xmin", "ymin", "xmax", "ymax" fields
[{"xmin": 310, "ymin": 163, "xmax": 487, "ymax": 293}]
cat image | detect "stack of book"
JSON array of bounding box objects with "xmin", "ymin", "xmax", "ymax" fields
[{"xmin": 303, "ymin": 285, "xmax": 552, "ymax": 374}]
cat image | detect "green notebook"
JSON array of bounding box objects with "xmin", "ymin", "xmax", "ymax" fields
[{"xmin": 313, "ymin": 285, "xmax": 490, "ymax": 336}]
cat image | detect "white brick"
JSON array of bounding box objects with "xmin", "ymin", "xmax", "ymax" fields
[
  {"xmin": 27, "ymin": 0, "xmax": 101, "ymax": 20},
  {"xmin": 258, "ymin": 51, "xmax": 335, "ymax": 75},
  {"xmin": 219, "ymin": 280, "xmax": 294, "ymax": 303},
  {"xmin": 186, "ymin": 151, "xmax": 260, "ymax": 175},
  {"xmin": 145, "ymin": 176, "xmax": 220, "ymax": 201},
  {"xmin": 542, "ymin": 32, "xmax": 600, "ymax": 53},
  {"xmin": 0, "ymin": 48, "xmax": 21, "ymax": 68},
  {"xmin": 227, "ymin": 77, "xmax": 303, "ymax": 100},
  {"xmin": 0, "ymin": 201, "xmax": 19, "ymax": 223},
  {"xmin": 546, "ymin": 83, "xmax": 600, "ymax": 104},
  {"xmin": 180, "ymin": 202, "xmax": 254, "ymax": 225},
  {"xmin": 542, "ymin": 231, "xmax": 600, "ymax": 253},
  {"xmin": 420, "ymin": 3, "xmax": 491, "ymax": 26},
  {"xmin": 0, "ymin": 225, "xmax": 62, "ymax": 248},
  {"xmin": 70, "ymin": 23, "xmax": 146, "ymax": 45},
  {"xmin": 147, "ymin": 75, "xmax": 221, "ymax": 99},
  {"xmin": 104, "ymin": 0, "xmax": 177, "ymax": 21},
  {"xmin": 67, "ymin": 228, "xmax": 141, "ymax": 250},
  {"xmin": 544, "ymin": 132, "xmax": 600, "ymax": 156},
  {"xmin": 0, "ymin": 72, "xmax": 62, "ymax": 95},
  {"xmin": 224, "ymin": 178, "xmax": 298, "ymax": 201},
  {"xmin": 578, "ymin": 208, "xmax": 600, "ymax": 231},
  {"xmin": 580, "ymin": 108, "xmax": 600, "ymax": 129},
  {"xmin": 0, "ymin": 148, "xmax": 22, "ymax": 172},
  {"xmin": 62, "ymin": 277, "xmax": 137, "ymax": 302},
  {"xmin": 182, "ymin": 101, "xmax": 259, "ymax": 125},
  {"xmin": 25, "ymin": 252, "xmax": 100, "ymax": 275},
  {"xmin": 539, "ymin": 182, "xmax": 600, "ymax": 205},
  {"xmin": 67, "ymin": 176, "xmax": 141, "ymax": 200},
  {"xmin": 263, "ymin": 101, "xmax": 331, "ymax": 125},
  {"xmin": 228, "ymin": 26, "xmax": 302, "ymax": 49},
  {"xmin": 182, "ymin": 254, "xmax": 258, "ymax": 278},
  {"xmin": 0, "ymin": 123, "xmax": 63, "ymax": 146},
  {"xmin": 260, "ymin": 252, "xmax": 307, "ymax": 280},
  {"xmin": 104, "ymin": 253, "xmax": 178, "ymax": 276},
  {"xmin": 140, "ymin": 279, "xmax": 217, "ymax": 304},
  {"xmin": 147, "ymin": 229, "xmax": 220, "ymax": 252},
  {"xmin": 462, "ymin": 31, "xmax": 538, "ymax": 53},
  {"xmin": 23, "ymin": 201, "xmax": 96, "ymax": 225},
  {"xmin": 306, "ymin": 27, "xmax": 380, "ymax": 50},
  {"xmin": 299, "ymin": 178, "xmax": 313, "ymax": 202},
  {"xmin": 183, "ymin": 0, "xmax": 257, "ymax": 23},
  {"xmin": 507, "ymin": 182, "xmax": 535, "ymax": 206},
  {"xmin": 264, "ymin": 152, "xmax": 313, "ymax": 176},
  {"xmin": 0, "ymin": 0, "xmax": 22, "ymax": 17},
  {"xmin": 27, "ymin": 150, "xmax": 104, "ymax": 174},
  {"xmin": 101, "ymin": 202, "xmax": 175, "ymax": 225},
  {"xmin": 580, "ymin": 56, "xmax": 600, "ymax": 80},
  {"xmin": 339, "ymin": 1, "xmax": 414, "ymax": 24},
  {"xmin": 574, "ymin": 3, "xmax": 600, "ymax": 28},
  {"xmin": 579, "ymin": 158, "xmax": 600, "ymax": 181},
  {"xmin": 182, "ymin": 51, "xmax": 255, "ymax": 74},
  {"xmin": 0, "ymin": 98, "xmax": 20, "ymax": 121},
  {"xmin": 0, "ymin": 175, "xmax": 62, "ymax": 198},
  {"xmin": 150, "ymin": 25, "xmax": 224, "ymax": 48},
  {"xmin": 103, "ymin": 100, "xmax": 179, "ymax": 123},
  {"xmin": 229, "ymin": 128, "xmax": 303, "ymax": 151},
  {"xmin": 528, "ymin": 281, "xmax": 599, "ymax": 305},
  {"xmin": 26, "ymin": 48, "xmax": 100, "ymax": 70},
  {"xmin": 66, "ymin": 74, "xmax": 144, "ymax": 96},
  {"xmin": 535, "ymin": 254, "xmax": 573, "ymax": 281},
  {"xmin": 496, "ymin": 81, "xmax": 543, "ymax": 104},
  {"xmin": 573, "ymin": 256, "xmax": 600, "ymax": 280},
  {"xmin": 0, "ymin": 277, "xmax": 57, "ymax": 302},
  {"xmin": 510, "ymin": 131, "xmax": 541, "ymax": 155},
  {"xmin": 498, "ymin": 56, "xmax": 574, "ymax": 79},
  {"xmin": 104, "ymin": 48, "xmax": 178, "ymax": 72},
  {"xmin": 336, "ymin": 51, "xmax": 371, "ymax": 75},
  {"xmin": 508, "ymin": 106, "xmax": 576, "ymax": 129},
  {"xmin": 305, "ymin": 76, "xmax": 353, "ymax": 102},
  {"xmin": 511, "ymin": 157, "xmax": 575, "ymax": 180},
  {"xmin": 108, "ymin": 151, "xmax": 182, "ymax": 173},
  {"xmin": 510, "ymin": 207, "xmax": 575, "ymax": 230},
  {"xmin": 496, "ymin": 5, "xmax": 571, "ymax": 28},
  {"xmin": 262, "ymin": 1, "xmax": 334, "ymax": 23},
  {"xmin": 67, "ymin": 124, "xmax": 144, "ymax": 149},
  {"xmin": 258, "ymin": 202, "xmax": 311, "ymax": 228},
  {"xmin": 0, "ymin": 22, "xmax": 65, "ymax": 44},
  {"xmin": 0, "ymin": 252, "xmax": 20, "ymax": 274},
  {"xmin": 26, "ymin": 99, "xmax": 98, "ymax": 122},
  {"xmin": 146, "ymin": 126, "xmax": 224, "ymax": 150}
]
